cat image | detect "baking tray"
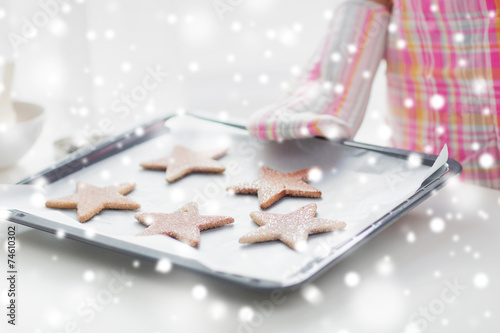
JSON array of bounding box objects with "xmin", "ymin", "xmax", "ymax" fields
[{"xmin": 2, "ymin": 111, "xmax": 462, "ymax": 289}]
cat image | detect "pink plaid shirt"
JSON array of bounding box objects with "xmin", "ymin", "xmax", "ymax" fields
[
  {"xmin": 386, "ymin": 0, "xmax": 500, "ymax": 188},
  {"xmin": 248, "ymin": 0, "xmax": 500, "ymax": 189}
]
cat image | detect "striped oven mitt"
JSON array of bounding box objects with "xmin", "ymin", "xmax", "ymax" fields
[{"xmin": 247, "ymin": 0, "xmax": 391, "ymax": 141}]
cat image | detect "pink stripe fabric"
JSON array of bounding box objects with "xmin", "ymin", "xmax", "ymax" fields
[{"xmin": 386, "ymin": 0, "xmax": 500, "ymax": 188}]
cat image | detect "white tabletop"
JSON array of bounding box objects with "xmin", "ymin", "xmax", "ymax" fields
[{"xmin": 1, "ymin": 154, "xmax": 499, "ymax": 333}]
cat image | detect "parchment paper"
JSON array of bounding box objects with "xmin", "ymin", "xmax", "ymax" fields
[{"xmin": 0, "ymin": 116, "xmax": 448, "ymax": 283}]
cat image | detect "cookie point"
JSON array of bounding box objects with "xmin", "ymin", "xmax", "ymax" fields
[{"xmin": 259, "ymin": 202, "xmax": 272, "ymax": 209}]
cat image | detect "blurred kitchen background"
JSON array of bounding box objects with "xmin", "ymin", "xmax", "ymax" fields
[{"xmin": 0, "ymin": 0, "xmax": 389, "ymax": 181}]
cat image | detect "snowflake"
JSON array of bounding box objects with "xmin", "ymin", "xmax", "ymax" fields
[
  {"xmin": 430, "ymin": 94, "xmax": 445, "ymax": 109},
  {"xmin": 104, "ymin": 29, "xmax": 115, "ymax": 39},
  {"xmin": 290, "ymin": 65, "xmax": 301, "ymax": 76},
  {"xmin": 377, "ymin": 125, "xmax": 392, "ymax": 140},
  {"xmin": 49, "ymin": 18, "xmax": 67, "ymax": 37},
  {"xmin": 84, "ymin": 228, "xmax": 96, "ymax": 238},
  {"xmin": 404, "ymin": 98, "xmax": 414, "ymax": 108},
  {"xmin": 331, "ymin": 52, "xmax": 341, "ymax": 63},
  {"xmin": 430, "ymin": 217, "xmax": 445, "ymax": 233},
  {"xmin": 334, "ymin": 84, "xmax": 344, "ymax": 94},
  {"xmin": 473, "ymin": 272, "xmax": 489, "ymax": 289},
  {"xmin": 407, "ymin": 153, "xmax": 423, "ymax": 168},
  {"xmin": 453, "ymin": 32, "xmax": 464, "ymax": 43},
  {"xmin": 169, "ymin": 188, "xmax": 186, "ymax": 203},
  {"xmin": 86, "ymin": 30, "xmax": 96, "ymax": 41},
  {"xmin": 406, "ymin": 231, "xmax": 416, "ymax": 243},
  {"xmin": 376, "ymin": 256, "xmax": 394, "ymax": 276},
  {"xmin": 210, "ymin": 301, "xmax": 226, "ymax": 319},
  {"xmin": 238, "ymin": 306, "xmax": 254, "ymax": 322},
  {"xmin": 83, "ymin": 270, "xmax": 95, "ymax": 282},
  {"xmin": 167, "ymin": 14, "xmax": 177, "ymax": 25},
  {"xmin": 188, "ymin": 62, "xmax": 199, "ymax": 72},
  {"xmin": 30, "ymin": 192, "xmax": 46, "ymax": 208},
  {"xmin": 266, "ymin": 29, "xmax": 277, "ymax": 39},
  {"xmin": 258, "ymin": 74, "xmax": 269, "ymax": 85},
  {"xmin": 479, "ymin": 153, "xmax": 494, "ymax": 169},
  {"xmin": 100, "ymin": 169, "xmax": 111, "ymax": 180},
  {"xmin": 292, "ymin": 23, "xmax": 303, "ymax": 32},
  {"xmin": 344, "ymin": 271, "xmax": 360, "ymax": 287},
  {"xmin": 135, "ymin": 127, "xmax": 145, "ymax": 137},
  {"xmin": 56, "ymin": 229, "xmax": 66, "ymax": 239},
  {"xmin": 397, "ymin": 39, "xmax": 406, "ymax": 49},
  {"xmin": 94, "ymin": 76, "xmax": 104, "ymax": 86},
  {"xmin": 155, "ymin": 258, "xmax": 172, "ymax": 273},
  {"xmin": 301, "ymin": 284, "xmax": 323, "ymax": 304},
  {"xmin": 121, "ymin": 62, "xmax": 131, "ymax": 72},
  {"xmin": 191, "ymin": 284, "xmax": 208, "ymax": 300},
  {"xmin": 263, "ymin": 50, "xmax": 273, "ymax": 58},
  {"xmin": 308, "ymin": 167, "xmax": 323, "ymax": 182},
  {"xmin": 231, "ymin": 21, "xmax": 242, "ymax": 32}
]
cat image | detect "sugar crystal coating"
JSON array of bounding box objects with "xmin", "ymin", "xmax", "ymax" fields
[
  {"xmin": 135, "ymin": 202, "xmax": 234, "ymax": 247},
  {"xmin": 227, "ymin": 166, "xmax": 322, "ymax": 209},
  {"xmin": 140, "ymin": 145, "xmax": 227, "ymax": 182},
  {"xmin": 239, "ymin": 203, "xmax": 346, "ymax": 250},
  {"xmin": 45, "ymin": 182, "xmax": 140, "ymax": 222}
]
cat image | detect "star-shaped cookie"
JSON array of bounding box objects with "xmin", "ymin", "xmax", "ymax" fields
[
  {"xmin": 135, "ymin": 202, "xmax": 234, "ymax": 247},
  {"xmin": 227, "ymin": 166, "xmax": 322, "ymax": 209},
  {"xmin": 45, "ymin": 182, "xmax": 141, "ymax": 222},
  {"xmin": 239, "ymin": 203, "xmax": 346, "ymax": 250},
  {"xmin": 140, "ymin": 145, "xmax": 227, "ymax": 182}
]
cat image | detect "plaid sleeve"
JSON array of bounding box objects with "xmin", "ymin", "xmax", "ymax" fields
[{"xmin": 247, "ymin": 0, "xmax": 391, "ymax": 141}]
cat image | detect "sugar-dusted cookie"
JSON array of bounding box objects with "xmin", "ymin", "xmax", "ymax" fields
[
  {"xmin": 135, "ymin": 202, "xmax": 234, "ymax": 247},
  {"xmin": 240, "ymin": 203, "xmax": 346, "ymax": 251},
  {"xmin": 140, "ymin": 145, "xmax": 227, "ymax": 182},
  {"xmin": 227, "ymin": 166, "xmax": 321, "ymax": 209},
  {"xmin": 45, "ymin": 182, "xmax": 140, "ymax": 223}
]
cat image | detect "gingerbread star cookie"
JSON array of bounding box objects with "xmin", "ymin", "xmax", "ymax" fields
[
  {"xmin": 140, "ymin": 145, "xmax": 227, "ymax": 182},
  {"xmin": 227, "ymin": 166, "xmax": 322, "ymax": 209},
  {"xmin": 45, "ymin": 182, "xmax": 140, "ymax": 222},
  {"xmin": 240, "ymin": 203, "xmax": 346, "ymax": 251},
  {"xmin": 135, "ymin": 202, "xmax": 234, "ymax": 247}
]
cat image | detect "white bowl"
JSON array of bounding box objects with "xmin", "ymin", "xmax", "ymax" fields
[{"xmin": 0, "ymin": 101, "xmax": 45, "ymax": 169}]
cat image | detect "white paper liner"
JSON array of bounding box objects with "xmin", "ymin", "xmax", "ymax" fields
[{"xmin": 0, "ymin": 116, "xmax": 448, "ymax": 283}]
